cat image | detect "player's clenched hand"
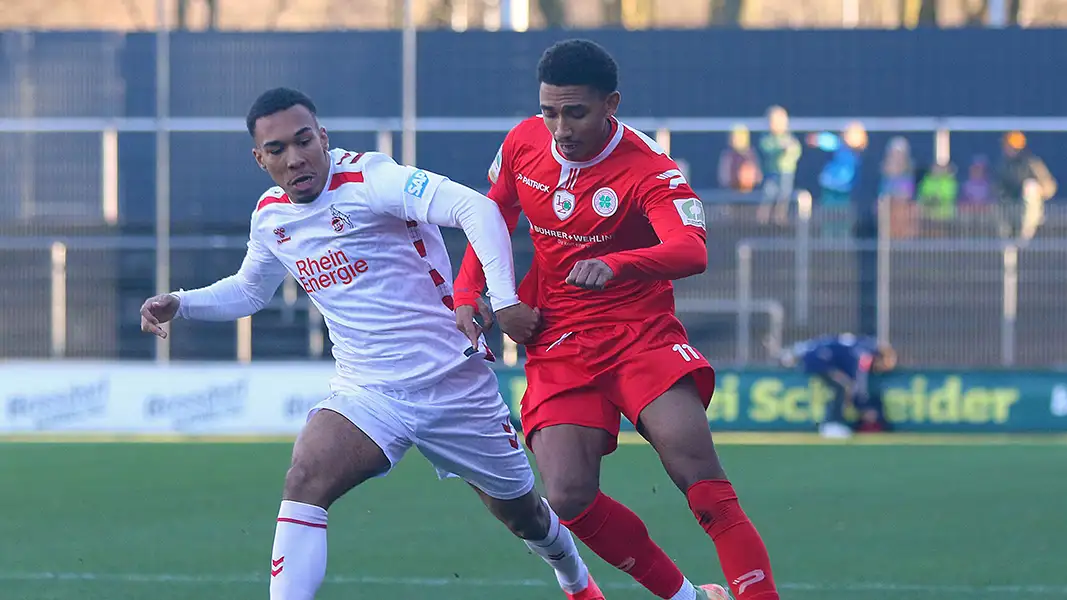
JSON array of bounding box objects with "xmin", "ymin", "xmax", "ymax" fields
[
  {"xmin": 495, "ymin": 302, "xmax": 541, "ymax": 344},
  {"xmin": 565, "ymin": 259, "xmax": 615, "ymax": 290},
  {"xmin": 140, "ymin": 293, "xmax": 180, "ymax": 339},
  {"xmin": 455, "ymin": 298, "xmax": 495, "ymax": 350}
]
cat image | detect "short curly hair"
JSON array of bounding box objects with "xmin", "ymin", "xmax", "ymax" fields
[
  {"xmin": 246, "ymin": 87, "xmax": 318, "ymax": 137},
  {"xmin": 537, "ymin": 39, "xmax": 618, "ymax": 96}
]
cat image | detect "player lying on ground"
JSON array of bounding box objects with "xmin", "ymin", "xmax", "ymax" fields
[
  {"xmin": 779, "ymin": 334, "xmax": 897, "ymax": 438},
  {"xmin": 453, "ymin": 40, "xmax": 781, "ymax": 600},
  {"xmin": 139, "ymin": 87, "xmax": 606, "ymax": 600}
]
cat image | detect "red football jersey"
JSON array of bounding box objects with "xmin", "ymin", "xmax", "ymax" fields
[{"xmin": 454, "ymin": 115, "xmax": 708, "ymax": 341}]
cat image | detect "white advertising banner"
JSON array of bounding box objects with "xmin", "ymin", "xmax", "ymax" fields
[{"xmin": 0, "ymin": 361, "xmax": 338, "ymax": 435}]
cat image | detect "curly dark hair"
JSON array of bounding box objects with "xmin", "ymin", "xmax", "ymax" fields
[
  {"xmin": 246, "ymin": 87, "xmax": 318, "ymax": 137},
  {"xmin": 537, "ymin": 39, "xmax": 618, "ymax": 95}
]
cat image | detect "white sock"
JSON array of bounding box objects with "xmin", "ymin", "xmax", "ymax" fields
[
  {"xmin": 670, "ymin": 577, "xmax": 698, "ymax": 600},
  {"xmin": 270, "ymin": 500, "xmax": 329, "ymax": 600},
  {"xmin": 523, "ymin": 499, "xmax": 591, "ymax": 593}
]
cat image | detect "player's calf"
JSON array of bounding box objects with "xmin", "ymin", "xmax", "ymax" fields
[
  {"xmin": 271, "ymin": 409, "xmax": 391, "ymax": 600},
  {"xmin": 637, "ymin": 379, "xmax": 780, "ymax": 600},
  {"xmin": 531, "ymin": 424, "xmax": 699, "ymax": 599},
  {"xmin": 472, "ymin": 484, "xmax": 552, "ymax": 540},
  {"xmin": 471, "ymin": 486, "xmax": 597, "ymax": 597}
]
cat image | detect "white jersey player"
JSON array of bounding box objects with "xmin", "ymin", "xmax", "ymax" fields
[{"xmin": 138, "ymin": 87, "xmax": 606, "ymax": 600}]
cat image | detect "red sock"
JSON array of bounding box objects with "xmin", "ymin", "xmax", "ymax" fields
[
  {"xmin": 560, "ymin": 491, "xmax": 685, "ymax": 599},
  {"xmin": 687, "ymin": 480, "xmax": 779, "ymax": 599}
]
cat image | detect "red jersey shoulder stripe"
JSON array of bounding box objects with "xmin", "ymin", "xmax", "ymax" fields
[
  {"xmin": 329, "ymin": 171, "xmax": 365, "ymax": 191},
  {"xmin": 256, "ymin": 193, "xmax": 291, "ymax": 212}
]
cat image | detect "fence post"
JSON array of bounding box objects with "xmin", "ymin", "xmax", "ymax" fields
[
  {"xmin": 308, "ymin": 303, "xmax": 325, "ymax": 358},
  {"xmin": 376, "ymin": 129, "xmax": 394, "ymax": 158},
  {"xmin": 281, "ymin": 276, "xmax": 298, "ymax": 324},
  {"xmin": 401, "ymin": 0, "xmax": 417, "ymax": 166},
  {"xmin": 102, "ymin": 128, "xmax": 119, "ymax": 225},
  {"xmin": 655, "ymin": 128, "xmax": 671, "ymax": 155},
  {"xmin": 876, "ymin": 196, "xmax": 891, "ymax": 346},
  {"xmin": 736, "ymin": 242, "xmax": 753, "ymax": 366},
  {"xmin": 1002, "ymin": 243, "xmax": 1018, "ymax": 366},
  {"xmin": 50, "ymin": 242, "xmax": 68, "ymax": 358},
  {"xmin": 794, "ymin": 189, "xmax": 812, "ymax": 326},
  {"xmin": 935, "ymin": 125, "xmax": 951, "ymax": 166},
  {"xmin": 237, "ymin": 316, "xmax": 252, "ymax": 364},
  {"xmin": 154, "ymin": 0, "xmax": 172, "ymax": 363},
  {"xmin": 15, "ymin": 32, "xmax": 36, "ymax": 221}
]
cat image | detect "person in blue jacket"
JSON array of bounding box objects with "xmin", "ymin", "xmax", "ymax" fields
[
  {"xmin": 807, "ymin": 123, "xmax": 868, "ymax": 238},
  {"xmin": 780, "ymin": 333, "xmax": 896, "ymax": 438}
]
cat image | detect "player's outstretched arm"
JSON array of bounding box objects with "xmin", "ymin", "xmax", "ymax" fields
[
  {"xmin": 422, "ymin": 179, "xmax": 521, "ymax": 310},
  {"xmin": 453, "ymin": 139, "xmax": 523, "ymax": 311},
  {"xmin": 363, "ymin": 159, "xmax": 539, "ymax": 345},
  {"xmin": 139, "ymin": 240, "xmax": 288, "ymax": 338},
  {"xmin": 424, "ymin": 179, "xmax": 542, "ymax": 344}
]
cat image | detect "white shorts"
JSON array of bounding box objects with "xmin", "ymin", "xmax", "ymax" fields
[{"xmin": 308, "ymin": 359, "xmax": 535, "ymax": 501}]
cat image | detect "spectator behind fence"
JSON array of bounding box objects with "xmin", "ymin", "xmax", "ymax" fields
[
  {"xmin": 756, "ymin": 105, "xmax": 802, "ymax": 225},
  {"xmin": 879, "ymin": 136, "xmax": 919, "ymax": 238},
  {"xmin": 718, "ymin": 124, "xmax": 762, "ymax": 193},
  {"xmin": 808, "ymin": 122, "xmax": 867, "ymax": 238},
  {"xmin": 917, "ymin": 161, "xmax": 959, "ymax": 237},
  {"xmin": 958, "ymin": 155, "xmax": 994, "ymax": 212},
  {"xmin": 995, "ymin": 131, "xmax": 1057, "ymax": 242},
  {"xmin": 778, "ymin": 334, "xmax": 897, "ymax": 439}
]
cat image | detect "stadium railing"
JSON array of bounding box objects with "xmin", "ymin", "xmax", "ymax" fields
[{"xmin": 2, "ymin": 115, "xmax": 1066, "ymax": 368}]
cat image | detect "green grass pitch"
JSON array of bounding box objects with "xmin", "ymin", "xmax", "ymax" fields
[{"xmin": 1, "ymin": 437, "xmax": 1065, "ymax": 600}]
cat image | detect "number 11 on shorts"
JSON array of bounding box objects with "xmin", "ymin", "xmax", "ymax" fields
[{"xmin": 672, "ymin": 343, "xmax": 701, "ymax": 362}]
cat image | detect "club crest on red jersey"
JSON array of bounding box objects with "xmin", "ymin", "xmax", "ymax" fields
[
  {"xmin": 553, "ymin": 189, "xmax": 576, "ymax": 220},
  {"xmin": 592, "ymin": 187, "xmax": 619, "ymax": 218}
]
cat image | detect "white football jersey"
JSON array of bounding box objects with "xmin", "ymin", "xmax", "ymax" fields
[{"xmin": 246, "ymin": 149, "xmax": 493, "ymax": 390}]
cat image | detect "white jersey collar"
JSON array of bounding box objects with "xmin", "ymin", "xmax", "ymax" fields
[{"xmin": 550, "ymin": 117, "xmax": 624, "ymax": 170}]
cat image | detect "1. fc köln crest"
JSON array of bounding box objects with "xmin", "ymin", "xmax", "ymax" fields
[
  {"xmin": 553, "ymin": 189, "xmax": 575, "ymax": 220},
  {"xmin": 330, "ymin": 204, "xmax": 353, "ymax": 233}
]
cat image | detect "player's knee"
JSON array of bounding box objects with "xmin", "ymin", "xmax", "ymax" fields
[
  {"xmin": 282, "ymin": 458, "xmax": 337, "ymax": 508},
  {"xmin": 660, "ymin": 445, "xmax": 727, "ymax": 490},
  {"xmin": 499, "ymin": 496, "xmax": 552, "ymax": 540},
  {"xmin": 546, "ymin": 481, "xmax": 599, "ymax": 522}
]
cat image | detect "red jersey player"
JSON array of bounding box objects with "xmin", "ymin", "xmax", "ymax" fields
[{"xmin": 454, "ymin": 40, "xmax": 780, "ymax": 600}]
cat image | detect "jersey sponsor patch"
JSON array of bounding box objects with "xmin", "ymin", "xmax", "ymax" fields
[
  {"xmin": 405, "ymin": 169, "xmax": 431, "ymax": 198},
  {"xmin": 488, "ymin": 144, "xmax": 503, "ymax": 184},
  {"xmin": 592, "ymin": 187, "xmax": 619, "ymax": 217},
  {"xmin": 673, "ymin": 197, "xmax": 706, "ymax": 229}
]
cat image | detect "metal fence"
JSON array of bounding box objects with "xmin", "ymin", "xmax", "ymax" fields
[
  {"xmin": 3, "ymin": 26, "xmax": 1067, "ymax": 369},
  {"xmin": 5, "ymin": 193, "xmax": 1067, "ymax": 369}
]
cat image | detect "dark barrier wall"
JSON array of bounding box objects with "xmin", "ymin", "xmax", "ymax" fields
[
  {"xmin": 0, "ymin": 28, "xmax": 1063, "ymax": 227},
  {"xmin": 5, "ymin": 29, "xmax": 1059, "ymax": 119}
]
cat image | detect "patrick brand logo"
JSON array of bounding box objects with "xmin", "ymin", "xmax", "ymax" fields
[
  {"xmin": 296, "ymin": 249, "xmax": 368, "ymax": 293},
  {"xmin": 516, "ymin": 173, "xmax": 551, "ymax": 193}
]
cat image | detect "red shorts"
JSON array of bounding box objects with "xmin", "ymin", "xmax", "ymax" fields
[{"xmin": 520, "ymin": 313, "xmax": 715, "ymax": 455}]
